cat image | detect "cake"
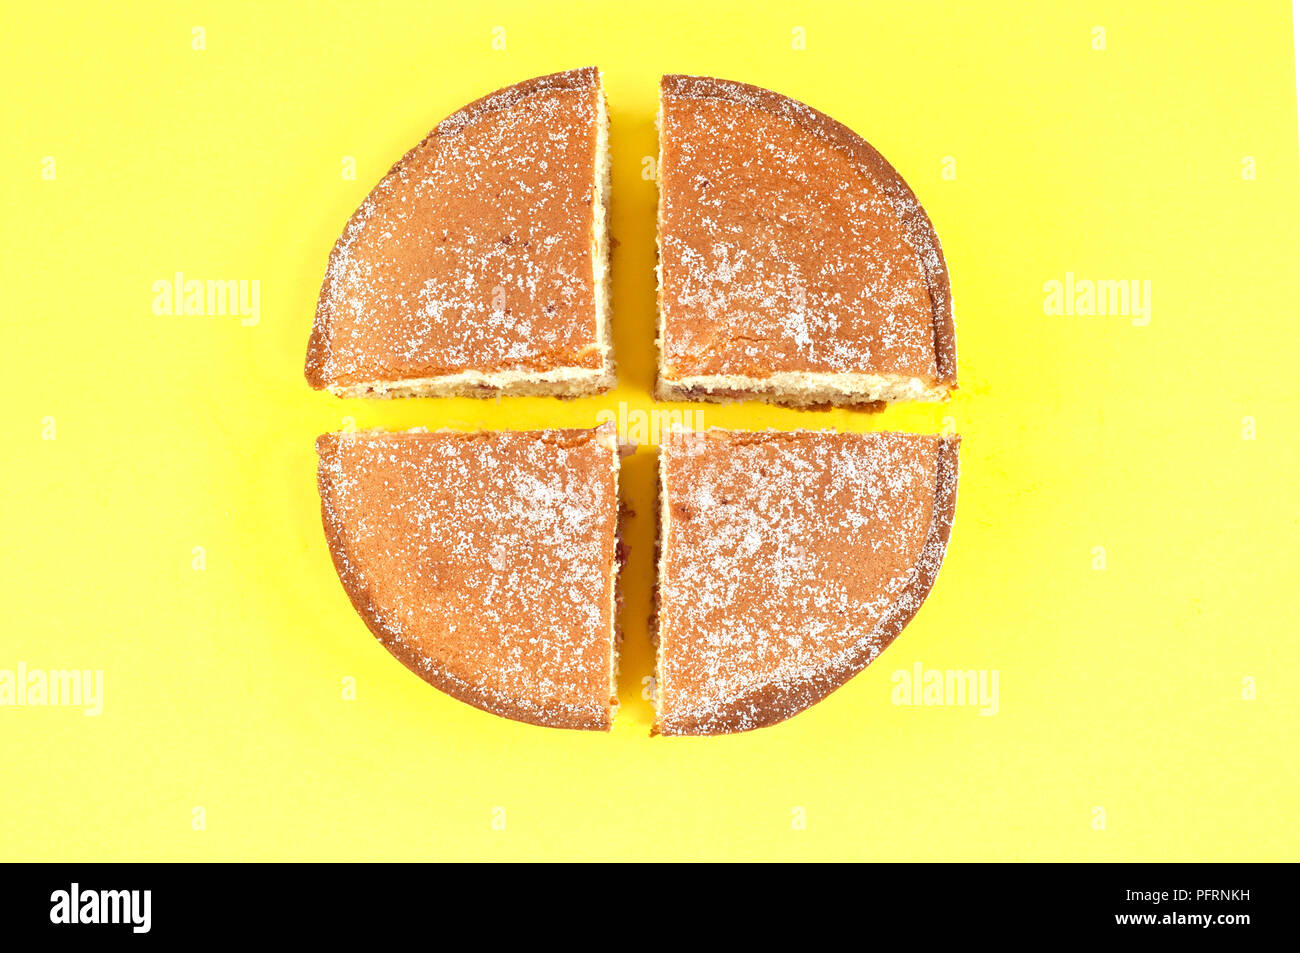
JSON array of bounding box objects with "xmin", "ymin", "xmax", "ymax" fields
[
  {"xmin": 654, "ymin": 429, "xmax": 959, "ymax": 734},
  {"xmin": 655, "ymin": 74, "xmax": 956, "ymax": 408},
  {"xmin": 306, "ymin": 67, "xmax": 614, "ymax": 398},
  {"xmin": 316, "ymin": 426, "xmax": 622, "ymax": 729}
]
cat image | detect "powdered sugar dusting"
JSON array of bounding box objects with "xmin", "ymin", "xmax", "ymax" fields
[
  {"xmin": 657, "ymin": 429, "xmax": 958, "ymax": 734},
  {"xmin": 317, "ymin": 428, "xmax": 619, "ymax": 730},
  {"xmin": 309, "ymin": 69, "xmax": 605, "ymax": 388},
  {"xmin": 658, "ymin": 75, "xmax": 953, "ymax": 383}
]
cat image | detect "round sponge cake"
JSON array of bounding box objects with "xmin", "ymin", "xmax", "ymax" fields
[
  {"xmin": 656, "ymin": 75, "xmax": 956, "ymax": 407},
  {"xmin": 316, "ymin": 427, "xmax": 622, "ymax": 730},
  {"xmin": 307, "ymin": 68, "xmax": 613, "ymax": 399},
  {"xmin": 655, "ymin": 430, "xmax": 958, "ymax": 734}
]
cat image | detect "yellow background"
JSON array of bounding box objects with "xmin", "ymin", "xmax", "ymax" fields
[{"xmin": 2, "ymin": 1, "xmax": 1297, "ymax": 861}]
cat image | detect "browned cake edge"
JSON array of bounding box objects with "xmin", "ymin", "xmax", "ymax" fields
[
  {"xmin": 316, "ymin": 426, "xmax": 621, "ymax": 731},
  {"xmin": 655, "ymin": 74, "xmax": 957, "ymax": 405},
  {"xmin": 653, "ymin": 432, "xmax": 960, "ymax": 736},
  {"xmin": 305, "ymin": 67, "xmax": 612, "ymax": 399}
]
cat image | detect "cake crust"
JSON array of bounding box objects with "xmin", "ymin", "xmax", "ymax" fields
[
  {"xmin": 654, "ymin": 429, "xmax": 959, "ymax": 735},
  {"xmin": 316, "ymin": 427, "xmax": 621, "ymax": 730},
  {"xmin": 307, "ymin": 67, "xmax": 613, "ymax": 398},
  {"xmin": 656, "ymin": 75, "xmax": 956, "ymax": 406}
]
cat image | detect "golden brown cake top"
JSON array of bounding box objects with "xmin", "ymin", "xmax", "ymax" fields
[
  {"xmin": 657, "ymin": 74, "xmax": 955, "ymax": 385},
  {"xmin": 317, "ymin": 427, "xmax": 619, "ymax": 730},
  {"xmin": 307, "ymin": 67, "xmax": 604, "ymax": 390},
  {"xmin": 656, "ymin": 429, "xmax": 958, "ymax": 735}
]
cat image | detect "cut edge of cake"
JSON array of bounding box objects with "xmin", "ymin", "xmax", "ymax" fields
[
  {"xmin": 594, "ymin": 423, "xmax": 623, "ymax": 729},
  {"xmin": 650, "ymin": 425, "xmax": 669, "ymax": 730},
  {"xmin": 307, "ymin": 67, "xmax": 615, "ymax": 401},
  {"xmin": 654, "ymin": 74, "xmax": 957, "ymax": 409},
  {"xmin": 656, "ymin": 371, "xmax": 951, "ymax": 408},
  {"xmin": 316, "ymin": 424, "xmax": 624, "ymax": 731},
  {"xmin": 651, "ymin": 428, "xmax": 960, "ymax": 736}
]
